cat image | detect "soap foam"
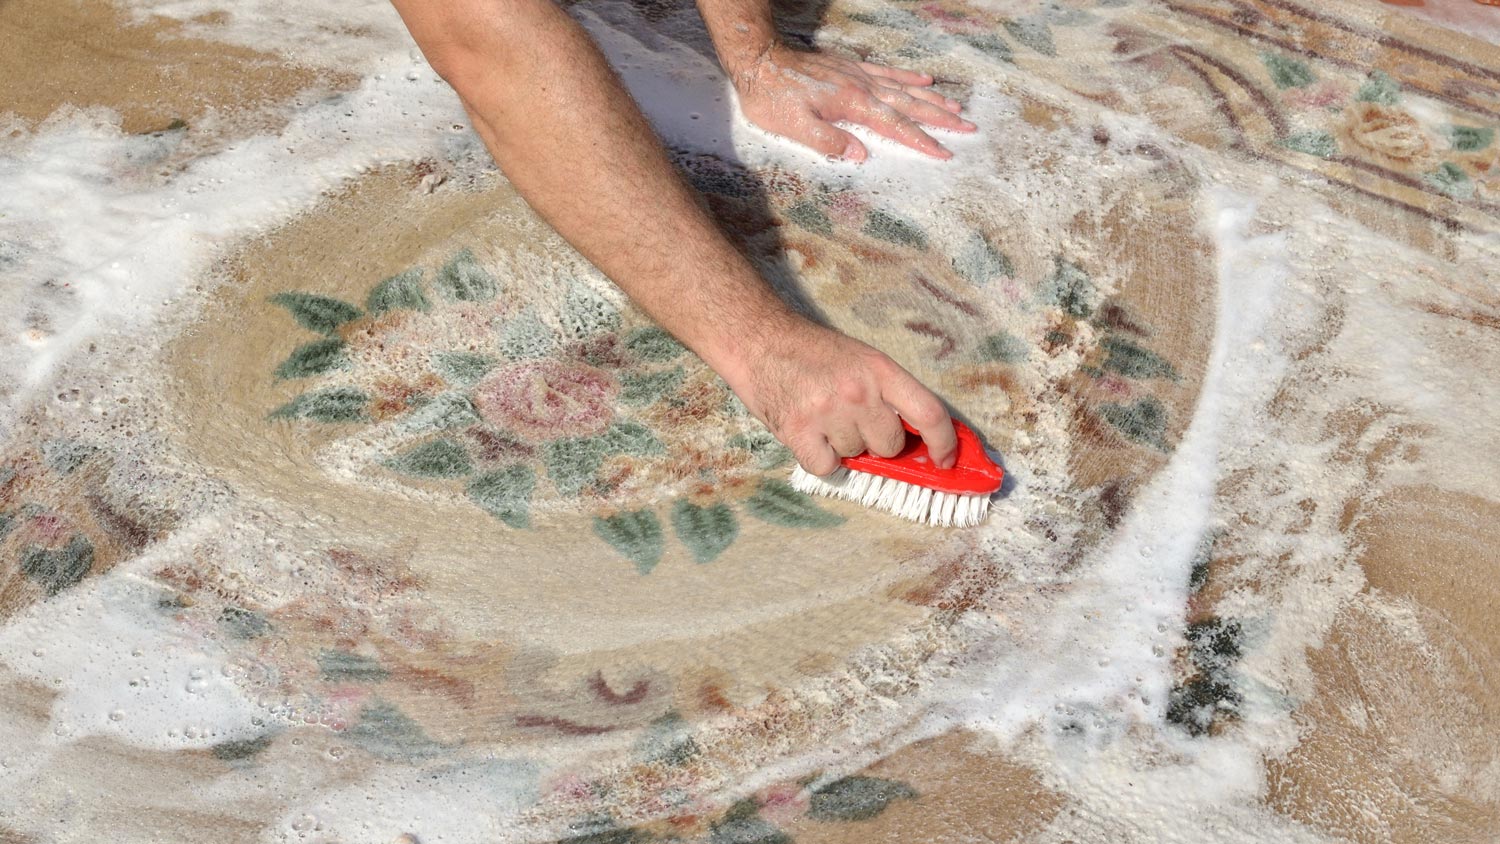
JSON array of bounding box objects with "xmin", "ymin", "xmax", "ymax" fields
[{"xmin": 0, "ymin": 54, "xmax": 465, "ymax": 438}]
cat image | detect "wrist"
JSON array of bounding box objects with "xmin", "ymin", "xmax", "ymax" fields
[
  {"xmin": 709, "ymin": 24, "xmax": 782, "ymax": 86},
  {"xmin": 722, "ymin": 40, "xmax": 774, "ymax": 83},
  {"xmin": 696, "ymin": 305, "xmax": 809, "ymax": 390}
]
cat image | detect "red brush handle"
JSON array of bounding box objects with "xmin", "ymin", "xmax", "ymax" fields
[{"xmin": 840, "ymin": 419, "xmax": 1004, "ymax": 495}]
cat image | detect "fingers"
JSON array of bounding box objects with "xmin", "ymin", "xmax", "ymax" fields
[
  {"xmin": 792, "ymin": 435, "xmax": 841, "ymax": 476},
  {"xmin": 869, "ymin": 76, "xmax": 964, "ymax": 114},
  {"xmin": 858, "ymin": 61, "xmax": 933, "ymax": 87},
  {"xmin": 825, "ymin": 423, "xmax": 865, "ymax": 459},
  {"xmin": 834, "ymin": 95, "xmax": 952, "ymax": 159},
  {"xmin": 870, "ymin": 88, "xmax": 975, "ymax": 133},
  {"xmin": 798, "ymin": 116, "xmax": 868, "ymax": 162},
  {"xmin": 880, "ymin": 368, "xmax": 956, "ymax": 469},
  {"xmin": 858, "ymin": 403, "xmax": 907, "ymax": 458}
]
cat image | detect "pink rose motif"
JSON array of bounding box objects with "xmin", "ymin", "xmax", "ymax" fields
[
  {"xmin": 919, "ymin": 2, "xmax": 979, "ymax": 33},
  {"xmin": 756, "ymin": 784, "xmax": 811, "ymax": 825},
  {"xmin": 1282, "ymin": 79, "xmax": 1349, "ymax": 111},
  {"xmin": 473, "ymin": 360, "xmax": 619, "ymax": 440},
  {"xmin": 22, "ymin": 513, "xmax": 71, "ymax": 546},
  {"xmin": 1098, "ymin": 374, "xmax": 1133, "ymax": 397},
  {"xmin": 825, "ymin": 189, "xmax": 870, "ymax": 226}
]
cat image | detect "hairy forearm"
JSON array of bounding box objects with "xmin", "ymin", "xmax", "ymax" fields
[
  {"xmin": 694, "ymin": 0, "xmax": 779, "ymax": 78},
  {"xmin": 390, "ymin": 0, "xmax": 799, "ymax": 381}
]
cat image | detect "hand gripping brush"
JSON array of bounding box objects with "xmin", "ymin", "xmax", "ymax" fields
[{"xmin": 789, "ymin": 419, "xmax": 1003, "ymax": 527}]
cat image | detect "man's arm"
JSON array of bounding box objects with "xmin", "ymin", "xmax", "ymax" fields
[
  {"xmin": 695, "ymin": 0, "xmax": 974, "ymax": 161},
  {"xmin": 389, "ymin": 0, "xmax": 956, "ymax": 472}
]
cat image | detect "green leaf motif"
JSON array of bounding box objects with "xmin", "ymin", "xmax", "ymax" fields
[
  {"xmin": 593, "ymin": 509, "xmax": 665, "ymax": 574},
  {"xmin": 689, "ymin": 165, "xmax": 755, "ymax": 199},
  {"xmin": 1003, "ymin": 17, "xmax": 1055, "ymax": 56},
  {"xmin": 219, "ymin": 605, "xmax": 271, "ymax": 639},
  {"xmin": 433, "ymin": 351, "xmax": 496, "ymax": 385},
  {"xmin": 1355, "ymin": 70, "xmax": 1400, "ymax": 105},
  {"xmin": 961, "ymin": 33, "xmax": 1013, "ymax": 62},
  {"xmin": 546, "ymin": 424, "xmax": 662, "ymax": 497},
  {"xmin": 468, "ymin": 465, "xmax": 536, "ymax": 528},
  {"xmin": 846, "ymin": 8, "xmax": 918, "ymax": 28},
  {"xmin": 601, "ymin": 421, "xmax": 665, "ymax": 456},
  {"xmin": 809, "ymin": 776, "xmax": 918, "ymax": 822},
  {"xmin": 620, "ymin": 367, "xmax": 686, "ymax": 407},
  {"xmin": 624, "ymin": 326, "xmax": 686, "ymax": 362},
  {"xmin": 1281, "ymin": 130, "xmax": 1337, "ymax": 159},
  {"xmin": 557, "ymin": 819, "xmax": 647, "ymax": 844},
  {"xmin": 384, "ymin": 439, "xmax": 473, "ymax": 478},
  {"xmin": 710, "ymin": 802, "xmax": 791, "ymax": 844},
  {"xmin": 498, "ymin": 308, "xmax": 559, "ymax": 360},
  {"xmin": 318, "ymin": 649, "xmax": 390, "ymax": 683},
  {"xmin": 42, "ymin": 439, "xmax": 97, "ymax": 475},
  {"xmin": 1042, "ymin": 257, "xmax": 1095, "ymax": 318},
  {"xmin": 399, "ymin": 391, "xmax": 480, "ymax": 432},
  {"xmin": 1100, "ymin": 396, "xmax": 1169, "ymax": 449},
  {"xmin": 274, "ymin": 338, "xmax": 346, "ymax": 380},
  {"xmin": 0, "ymin": 512, "xmax": 16, "ymax": 543},
  {"xmin": 1261, "ymin": 52, "xmax": 1314, "ymax": 89},
  {"xmin": 344, "ymin": 699, "xmax": 446, "ymax": 761},
  {"xmin": 545, "ymin": 437, "xmax": 607, "ymax": 496},
  {"xmin": 1447, "ymin": 125, "xmax": 1495, "ymax": 153},
  {"xmin": 20, "ymin": 536, "xmax": 95, "ymax": 596},
  {"xmin": 671, "ymin": 500, "xmax": 738, "ymax": 563},
  {"xmin": 1101, "ymin": 337, "xmax": 1179, "ymax": 380},
  {"xmin": 434, "ymin": 248, "xmax": 498, "ymax": 302},
  {"xmin": 745, "ymin": 479, "xmax": 845, "ymax": 528},
  {"xmin": 727, "ymin": 429, "xmax": 793, "ymax": 468},
  {"xmin": 979, "ymin": 331, "xmax": 1029, "ymax": 363},
  {"xmin": 634, "ymin": 712, "xmax": 701, "ymax": 766},
  {"xmin": 724, "ymin": 392, "xmax": 752, "ymax": 418},
  {"xmin": 1425, "ymin": 162, "xmax": 1475, "ymax": 199},
  {"xmin": 562, "ymin": 281, "xmax": 622, "ymax": 339},
  {"xmin": 211, "ymin": 734, "xmax": 273, "ymax": 761},
  {"xmin": 1188, "ymin": 530, "xmax": 1222, "ymax": 593},
  {"xmin": 366, "ymin": 268, "xmax": 429, "ymax": 315},
  {"xmin": 953, "ymin": 232, "xmax": 1013, "ymax": 285},
  {"xmin": 269, "ymin": 387, "xmax": 368, "ymax": 423},
  {"xmin": 863, "ymin": 209, "xmax": 927, "ymax": 249},
  {"xmin": 785, "ymin": 201, "xmax": 833, "ymax": 235},
  {"xmin": 269, "ymin": 292, "xmax": 361, "ymax": 335}
]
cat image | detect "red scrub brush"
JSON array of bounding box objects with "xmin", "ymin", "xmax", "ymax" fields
[{"xmin": 789, "ymin": 419, "xmax": 1003, "ymax": 527}]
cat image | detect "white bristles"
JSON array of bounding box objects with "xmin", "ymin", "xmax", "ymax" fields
[{"xmin": 788, "ymin": 466, "xmax": 993, "ymax": 527}]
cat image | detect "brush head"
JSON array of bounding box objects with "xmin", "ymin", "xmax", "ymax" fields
[
  {"xmin": 788, "ymin": 419, "xmax": 1003, "ymax": 527},
  {"xmin": 789, "ymin": 465, "xmax": 993, "ymax": 527}
]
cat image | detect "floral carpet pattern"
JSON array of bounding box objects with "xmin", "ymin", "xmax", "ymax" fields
[{"xmin": 1, "ymin": 0, "xmax": 1497, "ymax": 842}]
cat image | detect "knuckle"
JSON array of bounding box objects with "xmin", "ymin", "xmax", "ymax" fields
[
  {"xmin": 863, "ymin": 350, "xmax": 897, "ymax": 373},
  {"xmin": 835, "ymin": 377, "xmax": 869, "ymax": 405},
  {"xmin": 806, "ymin": 392, "xmax": 836, "ymax": 416}
]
